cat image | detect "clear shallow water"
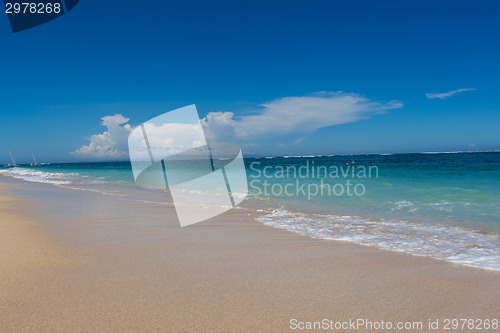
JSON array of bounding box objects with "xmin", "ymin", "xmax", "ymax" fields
[{"xmin": 1, "ymin": 152, "xmax": 499, "ymax": 271}]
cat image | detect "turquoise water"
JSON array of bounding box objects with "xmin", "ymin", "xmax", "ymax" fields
[
  {"xmin": 248, "ymin": 152, "xmax": 500, "ymax": 232},
  {"xmin": 1, "ymin": 152, "xmax": 499, "ymax": 271}
]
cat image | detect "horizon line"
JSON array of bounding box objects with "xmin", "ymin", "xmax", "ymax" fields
[{"xmin": 2, "ymin": 149, "xmax": 500, "ymax": 165}]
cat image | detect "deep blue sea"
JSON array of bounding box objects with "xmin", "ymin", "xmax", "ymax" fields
[{"xmin": 1, "ymin": 152, "xmax": 499, "ymax": 271}]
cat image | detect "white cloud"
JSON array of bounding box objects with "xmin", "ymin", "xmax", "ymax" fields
[
  {"xmin": 72, "ymin": 114, "xmax": 132, "ymax": 159},
  {"xmin": 425, "ymin": 88, "xmax": 476, "ymax": 100},
  {"xmin": 202, "ymin": 91, "xmax": 402, "ymax": 141},
  {"xmin": 128, "ymin": 122, "xmax": 206, "ymax": 161},
  {"xmin": 72, "ymin": 92, "xmax": 402, "ymax": 160}
]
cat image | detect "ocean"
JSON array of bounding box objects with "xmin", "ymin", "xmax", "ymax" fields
[{"xmin": 1, "ymin": 152, "xmax": 499, "ymax": 271}]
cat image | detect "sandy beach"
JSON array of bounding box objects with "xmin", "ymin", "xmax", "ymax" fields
[{"xmin": 1, "ymin": 178, "xmax": 499, "ymax": 332}]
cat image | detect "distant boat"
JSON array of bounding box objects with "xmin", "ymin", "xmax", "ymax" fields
[
  {"xmin": 7, "ymin": 152, "xmax": 19, "ymax": 167},
  {"xmin": 30, "ymin": 153, "xmax": 39, "ymax": 167}
]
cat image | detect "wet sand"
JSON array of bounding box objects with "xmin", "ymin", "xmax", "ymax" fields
[{"xmin": 1, "ymin": 179, "xmax": 499, "ymax": 332}]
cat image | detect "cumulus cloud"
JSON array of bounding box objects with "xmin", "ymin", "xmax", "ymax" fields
[
  {"xmin": 72, "ymin": 92, "xmax": 402, "ymax": 160},
  {"xmin": 201, "ymin": 92, "xmax": 402, "ymax": 142},
  {"xmin": 72, "ymin": 114, "xmax": 132, "ymax": 159},
  {"xmin": 128, "ymin": 122, "xmax": 206, "ymax": 161},
  {"xmin": 425, "ymin": 88, "xmax": 476, "ymax": 100}
]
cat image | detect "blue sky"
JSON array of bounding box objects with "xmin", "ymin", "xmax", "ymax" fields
[{"xmin": 1, "ymin": 0, "xmax": 499, "ymax": 163}]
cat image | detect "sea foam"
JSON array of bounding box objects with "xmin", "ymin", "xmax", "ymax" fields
[{"xmin": 256, "ymin": 208, "xmax": 500, "ymax": 272}]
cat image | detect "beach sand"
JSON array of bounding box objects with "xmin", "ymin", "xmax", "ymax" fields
[{"xmin": 1, "ymin": 179, "xmax": 499, "ymax": 332}]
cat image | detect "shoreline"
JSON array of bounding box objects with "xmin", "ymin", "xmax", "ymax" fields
[
  {"xmin": 2, "ymin": 159, "xmax": 500, "ymax": 273},
  {"xmin": 1, "ymin": 177, "xmax": 500, "ymax": 332}
]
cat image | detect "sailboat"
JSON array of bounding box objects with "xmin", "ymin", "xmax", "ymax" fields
[
  {"xmin": 7, "ymin": 152, "xmax": 19, "ymax": 167},
  {"xmin": 30, "ymin": 153, "xmax": 39, "ymax": 167}
]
